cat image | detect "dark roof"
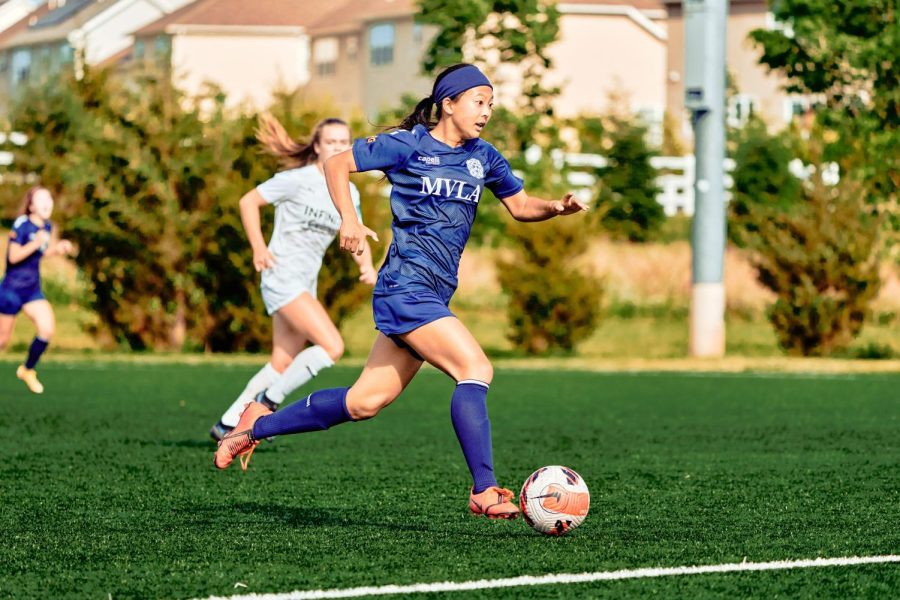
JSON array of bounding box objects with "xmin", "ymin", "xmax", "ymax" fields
[{"xmin": 29, "ymin": 0, "xmax": 92, "ymax": 30}]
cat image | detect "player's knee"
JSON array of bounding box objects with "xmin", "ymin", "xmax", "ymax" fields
[
  {"xmin": 271, "ymin": 355, "xmax": 291, "ymax": 373},
  {"xmin": 458, "ymin": 357, "xmax": 493, "ymax": 385},
  {"xmin": 346, "ymin": 390, "xmax": 397, "ymax": 421},
  {"xmin": 322, "ymin": 336, "xmax": 344, "ymax": 362},
  {"xmin": 37, "ymin": 325, "xmax": 54, "ymax": 340}
]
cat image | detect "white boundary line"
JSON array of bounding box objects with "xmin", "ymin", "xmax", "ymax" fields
[{"xmin": 197, "ymin": 555, "xmax": 900, "ymax": 600}]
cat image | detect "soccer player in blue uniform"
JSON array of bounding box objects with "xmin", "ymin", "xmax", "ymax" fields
[
  {"xmin": 0, "ymin": 187, "xmax": 75, "ymax": 393},
  {"xmin": 215, "ymin": 64, "xmax": 588, "ymax": 519}
]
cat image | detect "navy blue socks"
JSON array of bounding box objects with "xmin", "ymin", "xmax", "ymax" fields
[
  {"xmin": 450, "ymin": 380, "xmax": 498, "ymax": 494},
  {"xmin": 252, "ymin": 387, "xmax": 352, "ymax": 440},
  {"xmin": 24, "ymin": 337, "xmax": 49, "ymax": 369}
]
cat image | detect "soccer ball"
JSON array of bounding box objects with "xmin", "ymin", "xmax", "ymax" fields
[{"xmin": 519, "ymin": 465, "xmax": 590, "ymax": 536}]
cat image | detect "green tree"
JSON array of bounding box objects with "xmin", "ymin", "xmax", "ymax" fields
[
  {"xmin": 590, "ymin": 114, "xmax": 662, "ymax": 242},
  {"xmin": 732, "ymin": 125, "xmax": 882, "ymax": 356},
  {"xmin": 497, "ymin": 218, "xmax": 603, "ymax": 354},
  {"xmin": 750, "ymin": 0, "xmax": 899, "ymax": 255},
  {"xmin": 2, "ymin": 69, "xmax": 390, "ymax": 351},
  {"xmin": 729, "ymin": 117, "xmax": 803, "ymax": 246}
]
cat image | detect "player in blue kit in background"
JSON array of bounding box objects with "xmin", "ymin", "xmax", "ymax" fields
[
  {"xmin": 0, "ymin": 186, "xmax": 75, "ymax": 394},
  {"xmin": 215, "ymin": 64, "xmax": 588, "ymax": 519}
]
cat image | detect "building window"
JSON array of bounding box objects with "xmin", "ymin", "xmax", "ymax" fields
[
  {"xmin": 0, "ymin": 52, "xmax": 7, "ymax": 74},
  {"xmin": 154, "ymin": 35, "xmax": 171, "ymax": 57},
  {"xmin": 727, "ymin": 94, "xmax": 757, "ymax": 128},
  {"xmin": 314, "ymin": 37, "xmax": 338, "ymax": 76},
  {"xmin": 413, "ymin": 23, "xmax": 424, "ymax": 44},
  {"xmin": 59, "ymin": 43, "xmax": 73, "ymax": 64},
  {"xmin": 369, "ymin": 23, "xmax": 394, "ymax": 66},
  {"xmin": 783, "ymin": 96, "xmax": 811, "ymax": 122}
]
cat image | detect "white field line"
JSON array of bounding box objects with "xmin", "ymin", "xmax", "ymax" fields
[{"xmin": 197, "ymin": 554, "xmax": 900, "ymax": 600}]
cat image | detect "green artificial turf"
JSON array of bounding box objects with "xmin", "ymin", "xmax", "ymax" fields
[{"xmin": 0, "ymin": 361, "xmax": 897, "ymax": 599}]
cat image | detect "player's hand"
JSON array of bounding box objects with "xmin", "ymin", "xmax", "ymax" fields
[
  {"xmin": 340, "ymin": 219, "xmax": 379, "ymax": 256},
  {"xmin": 34, "ymin": 230, "xmax": 51, "ymax": 247},
  {"xmin": 358, "ymin": 263, "xmax": 377, "ymax": 286},
  {"xmin": 552, "ymin": 192, "xmax": 589, "ymax": 216},
  {"xmin": 252, "ymin": 247, "xmax": 276, "ymax": 272},
  {"xmin": 55, "ymin": 239, "xmax": 75, "ymax": 256}
]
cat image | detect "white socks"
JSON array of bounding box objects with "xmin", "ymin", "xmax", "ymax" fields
[
  {"xmin": 266, "ymin": 345, "xmax": 334, "ymax": 404},
  {"xmin": 220, "ymin": 362, "xmax": 279, "ymax": 427}
]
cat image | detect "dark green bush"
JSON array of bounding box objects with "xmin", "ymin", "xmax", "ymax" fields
[
  {"xmin": 745, "ymin": 176, "xmax": 881, "ymax": 356},
  {"xmin": 496, "ymin": 218, "xmax": 603, "ymax": 354}
]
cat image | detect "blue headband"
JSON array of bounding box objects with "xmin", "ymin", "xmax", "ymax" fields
[{"xmin": 432, "ymin": 65, "xmax": 492, "ymax": 105}]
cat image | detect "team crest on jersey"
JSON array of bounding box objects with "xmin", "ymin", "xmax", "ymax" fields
[{"xmin": 466, "ymin": 158, "xmax": 484, "ymax": 179}]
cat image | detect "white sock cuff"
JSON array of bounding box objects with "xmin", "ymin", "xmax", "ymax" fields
[
  {"xmin": 457, "ymin": 379, "xmax": 490, "ymax": 389},
  {"xmin": 306, "ymin": 345, "xmax": 335, "ymax": 374}
]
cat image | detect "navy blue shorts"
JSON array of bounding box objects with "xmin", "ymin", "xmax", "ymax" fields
[
  {"xmin": 373, "ymin": 288, "xmax": 455, "ymax": 360},
  {"xmin": 0, "ymin": 283, "xmax": 44, "ymax": 315}
]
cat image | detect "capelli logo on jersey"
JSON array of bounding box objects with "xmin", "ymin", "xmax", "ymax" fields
[
  {"xmin": 417, "ymin": 155, "xmax": 440, "ymax": 166},
  {"xmin": 419, "ymin": 176, "xmax": 482, "ymax": 204}
]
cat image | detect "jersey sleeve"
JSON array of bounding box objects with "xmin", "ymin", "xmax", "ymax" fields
[
  {"xmin": 256, "ymin": 170, "xmax": 299, "ymax": 205},
  {"xmin": 349, "ymin": 182, "xmax": 363, "ymax": 223},
  {"xmin": 484, "ymin": 146, "xmax": 524, "ymax": 200},
  {"xmin": 351, "ymin": 130, "xmax": 417, "ymax": 174},
  {"xmin": 9, "ymin": 217, "xmax": 32, "ymax": 245}
]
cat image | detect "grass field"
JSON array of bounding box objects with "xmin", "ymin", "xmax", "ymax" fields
[{"xmin": 1, "ymin": 361, "xmax": 898, "ymax": 599}]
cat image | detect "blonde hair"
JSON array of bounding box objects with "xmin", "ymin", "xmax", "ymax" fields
[{"xmin": 256, "ymin": 113, "xmax": 350, "ymax": 170}]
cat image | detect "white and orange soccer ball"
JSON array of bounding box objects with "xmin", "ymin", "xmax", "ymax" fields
[{"xmin": 519, "ymin": 465, "xmax": 590, "ymax": 536}]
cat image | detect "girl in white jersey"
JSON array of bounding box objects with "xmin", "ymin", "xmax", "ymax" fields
[{"xmin": 209, "ymin": 116, "xmax": 376, "ymax": 440}]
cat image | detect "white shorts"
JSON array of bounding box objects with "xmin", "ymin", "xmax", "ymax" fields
[{"xmin": 260, "ymin": 268, "xmax": 317, "ymax": 315}]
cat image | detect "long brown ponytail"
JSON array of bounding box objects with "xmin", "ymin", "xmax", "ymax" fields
[{"xmin": 256, "ymin": 113, "xmax": 349, "ymax": 170}]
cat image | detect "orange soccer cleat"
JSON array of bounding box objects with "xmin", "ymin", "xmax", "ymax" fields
[
  {"xmin": 213, "ymin": 402, "xmax": 272, "ymax": 471},
  {"xmin": 469, "ymin": 486, "xmax": 520, "ymax": 520},
  {"xmin": 16, "ymin": 365, "xmax": 44, "ymax": 394}
]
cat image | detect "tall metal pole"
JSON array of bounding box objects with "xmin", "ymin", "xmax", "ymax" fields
[{"xmin": 684, "ymin": 0, "xmax": 728, "ymax": 357}]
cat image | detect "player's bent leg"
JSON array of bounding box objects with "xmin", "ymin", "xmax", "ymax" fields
[
  {"xmin": 0, "ymin": 314, "xmax": 14, "ymax": 351},
  {"xmin": 344, "ymin": 333, "xmax": 423, "ymax": 420},
  {"xmin": 263, "ymin": 295, "xmax": 343, "ymax": 406},
  {"xmin": 18, "ymin": 300, "xmax": 54, "ymax": 394},
  {"xmin": 211, "ymin": 313, "xmax": 304, "ymax": 440},
  {"xmin": 400, "ymin": 318, "xmax": 517, "ymax": 518},
  {"xmin": 399, "ymin": 317, "xmax": 492, "ymax": 384}
]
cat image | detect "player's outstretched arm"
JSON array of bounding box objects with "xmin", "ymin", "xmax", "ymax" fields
[
  {"xmin": 325, "ymin": 150, "xmax": 378, "ymax": 256},
  {"xmin": 500, "ymin": 190, "xmax": 589, "ymax": 222}
]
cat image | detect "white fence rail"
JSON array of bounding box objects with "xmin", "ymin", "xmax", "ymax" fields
[{"xmin": 556, "ymin": 152, "xmax": 735, "ymax": 217}]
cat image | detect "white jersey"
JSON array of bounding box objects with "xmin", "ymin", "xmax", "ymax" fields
[{"xmin": 256, "ymin": 164, "xmax": 361, "ymax": 313}]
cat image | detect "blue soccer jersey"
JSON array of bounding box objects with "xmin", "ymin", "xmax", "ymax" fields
[
  {"xmin": 3, "ymin": 215, "xmax": 51, "ymax": 289},
  {"xmin": 352, "ymin": 124, "xmax": 523, "ymax": 302}
]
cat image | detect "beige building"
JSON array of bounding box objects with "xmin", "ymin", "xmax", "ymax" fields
[
  {"xmin": 664, "ymin": 0, "xmax": 805, "ymax": 132},
  {"xmin": 132, "ymin": 0, "xmax": 338, "ymax": 109},
  {"xmin": 303, "ymin": 0, "xmax": 434, "ymax": 121},
  {"xmin": 545, "ymin": 1, "xmax": 668, "ymax": 119},
  {"xmin": 301, "ymin": 0, "xmax": 668, "ymax": 123}
]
